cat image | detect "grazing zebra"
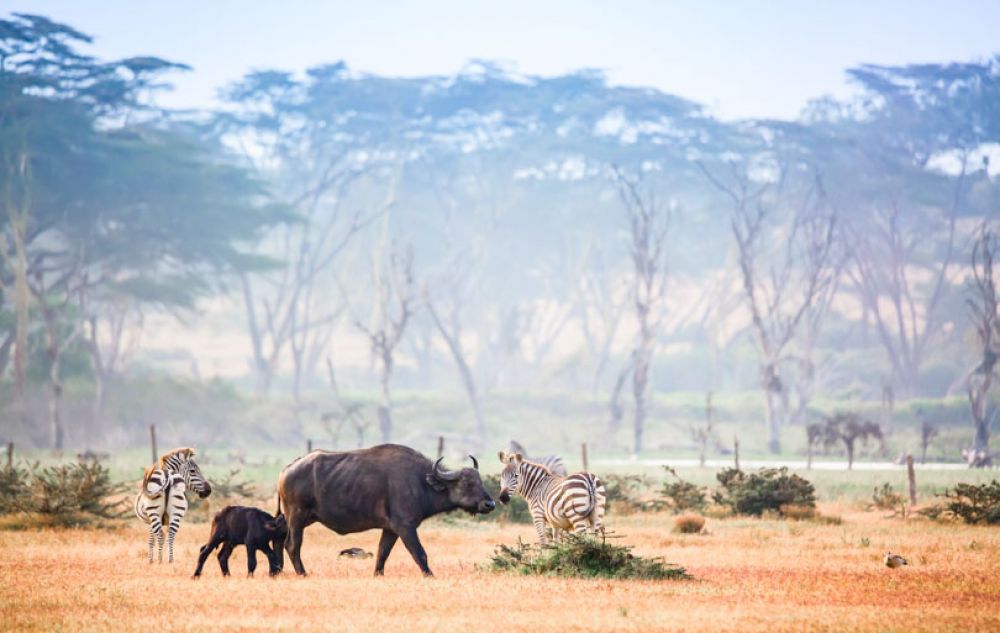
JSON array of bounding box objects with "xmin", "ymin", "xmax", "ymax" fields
[
  {"xmin": 497, "ymin": 450, "xmax": 605, "ymax": 546},
  {"xmin": 134, "ymin": 447, "xmax": 212, "ymax": 563},
  {"xmin": 507, "ymin": 440, "xmax": 568, "ymax": 476}
]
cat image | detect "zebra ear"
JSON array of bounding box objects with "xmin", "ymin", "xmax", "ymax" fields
[
  {"xmin": 497, "ymin": 450, "xmax": 506, "ymax": 463},
  {"xmin": 513, "ymin": 453, "xmax": 523, "ymax": 464}
]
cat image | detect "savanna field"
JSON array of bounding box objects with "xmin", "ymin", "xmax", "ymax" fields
[{"xmin": 2, "ymin": 479, "xmax": 999, "ymax": 633}]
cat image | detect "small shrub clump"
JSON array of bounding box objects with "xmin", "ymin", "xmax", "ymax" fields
[
  {"xmin": 489, "ymin": 535, "xmax": 690, "ymax": 580},
  {"xmin": 660, "ymin": 467, "xmax": 707, "ymax": 513},
  {"xmin": 712, "ymin": 467, "xmax": 816, "ymax": 517},
  {"xmin": 941, "ymin": 480, "xmax": 1000, "ymax": 525},
  {"xmin": 872, "ymin": 482, "xmax": 905, "ymax": 511},
  {"xmin": 673, "ymin": 513, "xmax": 706, "ymax": 534}
]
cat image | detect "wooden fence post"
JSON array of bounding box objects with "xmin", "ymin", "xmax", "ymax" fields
[
  {"xmin": 437, "ymin": 436, "xmax": 444, "ymax": 459},
  {"xmin": 149, "ymin": 425, "xmax": 157, "ymax": 464},
  {"xmin": 734, "ymin": 436, "xmax": 740, "ymax": 471},
  {"xmin": 307, "ymin": 439, "xmax": 313, "ymax": 453},
  {"xmin": 906, "ymin": 454, "xmax": 917, "ymax": 506},
  {"xmin": 581, "ymin": 442, "xmax": 589, "ymax": 472},
  {"xmin": 6, "ymin": 441, "xmax": 12, "ymax": 469}
]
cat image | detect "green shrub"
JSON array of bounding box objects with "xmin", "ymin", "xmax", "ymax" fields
[
  {"xmin": 712, "ymin": 467, "xmax": 816, "ymax": 517},
  {"xmin": 941, "ymin": 480, "xmax": 1000, "ymax": 525},
  {"xmin": 604, "ymin": 473, "xmax": 659, "ymax": 514},
  {"xmin": 488, "ymin": 535, "xmax": 690, "ymax": 580},
  {"xmin": 29, "ymin": 460, "xmax": 128, "ymax": 519},
  {"xmin": 660, "ymin": 467, "xmax": 707, "ymax": 513},
  {"xmin": 0, "ymin": 464, "xmax": 32, "ymax": 514}
]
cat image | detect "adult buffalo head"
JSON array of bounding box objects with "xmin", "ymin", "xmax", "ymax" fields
[{"xmin": 425, "ymin": 455, "xmax": 496, "ymax": 515}]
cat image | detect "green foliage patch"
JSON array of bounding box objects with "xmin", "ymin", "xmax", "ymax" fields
[
  {"xmin": 488, "ymin": 535, "xmax": 690, "ymax": 580},
  {"xmin": 712, "ymin": 467, "xmax": 816, "ymax": 517}
]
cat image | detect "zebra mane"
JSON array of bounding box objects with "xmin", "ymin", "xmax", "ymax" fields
[
  {"xmin": 157, "ymin": 447, "xmax": 196, "ymax": 469},
  {"xmin": 519, "ymin": 458, "xmax": 554, "ymax": 477}
]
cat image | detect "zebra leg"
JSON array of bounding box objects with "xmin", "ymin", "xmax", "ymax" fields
[
  {"xmin": 167, "ymin": 518, "xmax": 180, "ymax": 563},
  {"xmin": 533, "ymin": 516, "xmax": 549, "ymax": 546},
  {"xmin": 156, "ymin": 524, "xmax": 165, "ymax": 563},
  {"xmin": 147, "ymin": 521, "xmax": 158, "ymax": 563}
]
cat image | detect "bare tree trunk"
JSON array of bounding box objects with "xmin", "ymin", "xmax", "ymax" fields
[
  {"xmin": 606, "ymin": 359, "xmax": 632, "ymax": 445},
  {"xmin": 377, "ymin": 350, "xmax": 393, "ymax": 443},
  {"xmin": 632, "ymin": 344, "xmax": 650, "ymax": 455}
]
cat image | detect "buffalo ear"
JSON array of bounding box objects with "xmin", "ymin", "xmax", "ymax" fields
[
  {"xmin": 425, "ymin": 472, "xmax": 448, "ymax": 492},
  {"xmin": 264, "ymin": 520, "xmax": 277, "ymax": 531}
]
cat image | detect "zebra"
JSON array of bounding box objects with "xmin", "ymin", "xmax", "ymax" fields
[
  {"xmin": 134, "ymin": 447, "xmax": 212, "ymax": 564},
  {"xmin": 507, "ymin": 440, "xmax": 568, "ymax": 477},
  {"xmin": 497, "ymin": 450, "xmax": 605, "ymax": 546}
]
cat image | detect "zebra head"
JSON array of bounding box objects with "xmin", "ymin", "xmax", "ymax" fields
[
  {"xmin": 179, "ymin": 457, "xmax": 212, "ymax": 499},
  {"xmin": 496, "ymin": 450, "xmax": 523, "ymax": 504}
]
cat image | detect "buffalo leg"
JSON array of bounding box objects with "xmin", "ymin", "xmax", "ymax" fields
[
  {"xmin": 373, "ymin": 529, "xmax": 398, "ymax": 576},
  {"xmin": 285, "ymin": 511, "xmax": 308, "ymax": 576},
  {"xmin": 217, "ymin": 542, "xmax": 235, "ymax": 576},
  {"xmin": 396, "ymin": 525, "xmax": 432, "ymax": 577}
]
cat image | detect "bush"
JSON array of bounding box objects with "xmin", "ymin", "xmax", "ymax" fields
[
  {"xmin": 712, "ymin": 467, "xmax": 816, "ymax": 517},
  {"xmin": 488, "ymin": 535, "xmax": 690, "ymax": 580},
  {"xmin": 673, "ymin": 513, "xmax": 706, "ymax": 534},
  {"xmin": 29, "ymin": 460, "xmax": 128, "ymax": 518},
  {"xmin": 871, "ymin": 482, "xmax": 907, "ymax": 516},
  {"xmin": 941, "ymin": 480, "xmax": 1000, "ymax": 525},
  {"xmin": 660, "ymin": 467, "xmax": 707, "ymax": 513},
  {"xmin": 604, "ymin": 473, "xmax": 659, "ymax": 514},
  {"xmin": 0, "ymin": 464, "xmax": 31, "ymax": 514}
]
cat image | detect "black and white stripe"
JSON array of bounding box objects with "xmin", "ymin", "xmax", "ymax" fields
[
  {"xmin": 134, "ymin": 448, "xmax": 211, "ymax": 564},
  {"xmin": 497, "ymin": 450, "xmax": 605, "ymax": 545}
]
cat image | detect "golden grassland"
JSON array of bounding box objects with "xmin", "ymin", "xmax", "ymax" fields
[{"xmin": 1, "ymin": 506, "xmax": 998, "ymax": 633}]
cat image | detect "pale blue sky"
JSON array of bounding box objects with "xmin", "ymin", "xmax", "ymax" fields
[{"xmin": 7, "ymin": 1, "xmax": 1000, "ymax": 119}]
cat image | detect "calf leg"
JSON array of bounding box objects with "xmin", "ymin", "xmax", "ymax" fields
[
  {"xmin": 217, "ymin": 542, "xmax": 235, "ymax": 576},
  {"xmin": 373, "ymin": 529, "xmax": 398, "ymax": 577},
  {"xmin": 395, "ymin": 524, "xmax": 432, "ymax": 577},
  {"xmin": 246, "ymin": 544, "xmax": 258, "ymax": 577},
  {"xmin": 192, "ymin": 535, "xmax": 223, "ymax": 577}
]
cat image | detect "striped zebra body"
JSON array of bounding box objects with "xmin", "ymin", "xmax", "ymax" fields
[
  {"xmin": 134, "ymin": 448, "xmax": 211, "ymax": 564},
  {"xmin": 497, "ymin": 450, "xmax": 606, "ymax": 546}
]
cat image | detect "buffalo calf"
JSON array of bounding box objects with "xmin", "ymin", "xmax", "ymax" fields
[{"xmin": 192, "ymin": 505, "xmax": 287, "ymax": 578}]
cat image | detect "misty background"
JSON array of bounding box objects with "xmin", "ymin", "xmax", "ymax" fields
[{"xmin": 1, "ymin": 3, "xmax": 999, "ymax": 464}]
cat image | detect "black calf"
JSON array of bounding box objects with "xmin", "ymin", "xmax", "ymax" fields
[{"xmin": 192, "ymin": 505, "xmax": 287, "ymax": 578}]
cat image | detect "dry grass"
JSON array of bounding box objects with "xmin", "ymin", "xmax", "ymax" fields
[{"xmin": 1, "ymin": 505, "xmax": 999, "ymax": 632}]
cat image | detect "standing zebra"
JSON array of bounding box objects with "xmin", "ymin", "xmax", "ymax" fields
[
  {"xmin": 134, "ymin": 447, "xmax": 212, "ymax": 563},
  {"xmin": 497, "ymin": 450, "xmax": 605, "ymax": 546}
]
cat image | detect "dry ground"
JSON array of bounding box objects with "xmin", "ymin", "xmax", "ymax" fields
[{"xmin": 1, "ymin": 507, "xmax": 998, "ymax": 632}]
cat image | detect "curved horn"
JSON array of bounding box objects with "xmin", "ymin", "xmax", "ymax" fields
[
  {"xmin": 468, "ymin": 454, "xmax": 479, "ymax": 471},
  {"xmin": 433, "ymin": 457, "xmax": 461, "ymax": 481}
]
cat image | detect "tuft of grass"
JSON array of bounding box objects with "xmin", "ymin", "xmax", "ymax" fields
[
  {"xmin": 673, "ymin": 513, "xmax": 706, "ymax": 534},
  {"xmin": 488, "ymin": 534, "xmax": 691, "ymax": 580}
]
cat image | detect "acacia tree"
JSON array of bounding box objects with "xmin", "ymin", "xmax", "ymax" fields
[
  {"xmin": 966, "ymin": 226, "xmax": 999, "ymax": 457},
  {"xmin": 355, "ymin": 238, "xmax": 415, "ymax": 443},
  {"xmin": 611, "ymin": 167, "xmax": 671, "ymax": 455},
  {"xmin": 699, "ymin": 152, "xmax": 838, "ymax": 453}
]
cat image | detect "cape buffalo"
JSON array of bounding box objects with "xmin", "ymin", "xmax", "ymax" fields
[{"xmin": 277, "ymin": 444, "xmax": 495, "ymax": 577}]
